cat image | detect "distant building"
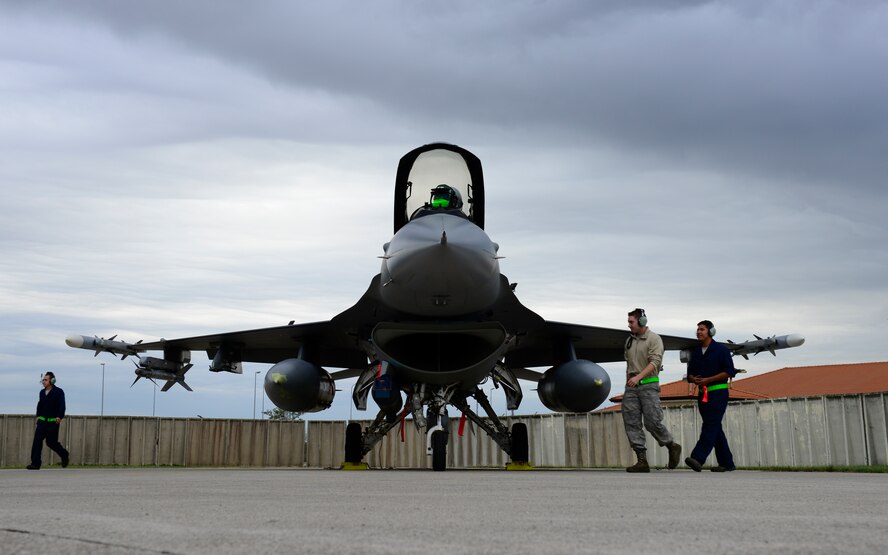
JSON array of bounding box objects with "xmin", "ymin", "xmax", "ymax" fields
[{"xmin": 605, "ymin": 361, "xmax": 888, "ymax": 410}]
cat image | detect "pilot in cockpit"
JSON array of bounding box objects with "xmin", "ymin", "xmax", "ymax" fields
[{"xmin": 429, "ymin": 184, "xmax": 463, "ymax": 210}]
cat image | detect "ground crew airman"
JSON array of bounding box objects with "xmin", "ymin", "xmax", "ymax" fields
[
  {"xmin": 28, "ymin": 371, "xmax": 70, "ymax": 470},
  {"xmin": 685, "ymin": 320, "xmax": 738, "ymax": 472},
  {"xmin": 622, "ymin": 308, "xmax": 682, "ymax": 472}
]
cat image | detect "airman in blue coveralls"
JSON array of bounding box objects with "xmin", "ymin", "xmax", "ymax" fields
[
  {"xmin": 685, "ymin": 321, "xmax": 737, "ymax": 472},
  {"xmin": 27, "ymin": 371, "xmax": 70, "ymax": 470}
]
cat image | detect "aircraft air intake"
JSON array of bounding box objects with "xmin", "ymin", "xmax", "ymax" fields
[{"xmin": 371, "ymin": 322, "xmax": 508, "ymax": 385}]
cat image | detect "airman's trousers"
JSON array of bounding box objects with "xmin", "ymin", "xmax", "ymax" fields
[
  {"xmin": 622, "ymin": 383, "xmax": 674, "ymax": 453},
  {"xmin": 31, "ymin": 421, "xmax": 68, "ymax": 468}
]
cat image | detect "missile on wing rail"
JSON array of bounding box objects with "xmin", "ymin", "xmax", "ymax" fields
[
  {"xmin": 65, "ymin": 334, "xmax": 143, "ymax": 358},
  {"xmin": 728, "ymin": 334, "xmax": 806, "ymax": 359},
  {"xmin": 679, "ymin": 334, "xmax": 805, "ymax": 363},
  {"xmin": 131, "ymin": 358, "xmax": 194, "ymax": 391}
]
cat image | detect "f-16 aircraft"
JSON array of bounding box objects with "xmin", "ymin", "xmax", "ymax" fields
[{"xmin": 67, "ymin": 143, "xmax": 804, "ymax": 470}]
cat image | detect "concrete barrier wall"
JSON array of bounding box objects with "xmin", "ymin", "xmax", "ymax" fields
[
  {"xmin": 2, "ymin": 394, "xmax": 885, "ymax": 468},
  {"xmin": 0, "ymin": 416, "xmax": 306, "ymax": 468},
  {"xmin": 642, "ymin": 393, "xmax": 888, "ymax": 468}
]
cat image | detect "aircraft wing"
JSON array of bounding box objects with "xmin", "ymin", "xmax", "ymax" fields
[
  {"xmin": 134, "ymin": 321, "xmax": 368, "ymax": 369},
  {"xmin": 504, "ymin": 320, "xmax": 804, "ymax": 376},
  {"xmin": 504, "ymin": 320, "xmax": 698, "ymax": 370}
]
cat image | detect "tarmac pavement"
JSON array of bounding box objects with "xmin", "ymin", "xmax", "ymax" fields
[{"xmin": 1, "ymin": 467, "xmax": 886, "ymax": 554}]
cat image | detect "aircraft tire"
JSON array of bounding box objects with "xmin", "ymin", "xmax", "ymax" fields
[
  {"xmin": 431, "ymin": 430, "xmax": 447, "ymax": 471},
  {"xmin": 345, "ymin": 422, "xmax": 363, "ymax": 463},
  {"xmin": 510, "ymin": 422, "xmax": 529, "ymax": 463}
]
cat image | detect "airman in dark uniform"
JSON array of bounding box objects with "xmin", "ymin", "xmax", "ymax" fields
[
  {"xmin": 28, "ymin": 371, "xmax": 70, "ymax": 470},
  {"xmin": 685, "ymin": 320, "xmax": 738, "ymax": 472}
]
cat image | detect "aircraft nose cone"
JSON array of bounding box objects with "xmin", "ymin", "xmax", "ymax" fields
[{"xmin": 380, "ymin": 215, "xmax": 500, "ymax": 316}]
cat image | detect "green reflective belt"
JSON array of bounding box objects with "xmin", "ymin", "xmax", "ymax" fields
[
  {"xmin": 638, "ymin": 376, "xmax": 659, "ymax": 385},
  {"xmin": 37, "ymin": 416, "xmax": 58, "ymax": 422},
  {"xmin": 707, "ymin": 383, "xmax": 730, "ymax": 391}
]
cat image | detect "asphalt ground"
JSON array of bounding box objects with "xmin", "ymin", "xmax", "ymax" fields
[{"xmin": 1, "ymin": 467, "xmax": 886, "ymax": 554}]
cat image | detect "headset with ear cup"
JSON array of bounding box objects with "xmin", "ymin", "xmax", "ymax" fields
[
  {"xmin": 698, "ymin": 320, "xmax": 716, "ymax": 338},
  {"xmin": 42, "ymin": 372, "xmax": 56, "ymax": 385},
  {"xmin": 636, "ymin": 308, "xmax": 647, "ymax": 327}
]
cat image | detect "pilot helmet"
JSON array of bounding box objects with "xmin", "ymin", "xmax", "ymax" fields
[{"xmin": 429, "ymin": 184, "xmax": 463, "ymax": 210}]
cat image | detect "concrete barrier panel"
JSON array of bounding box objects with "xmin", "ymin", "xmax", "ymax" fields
[{"xmin": 2, "ymin": 394, "xmax": 886, "ymax": 469}]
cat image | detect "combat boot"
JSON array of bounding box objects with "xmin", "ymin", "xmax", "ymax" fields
[
  {"xmin": 667, "ymin": 442, "xmax": 682, "ymax": 469},
  {"xmin": 626, "ymin": 451, "xmax": 650, "ymax": 473}
]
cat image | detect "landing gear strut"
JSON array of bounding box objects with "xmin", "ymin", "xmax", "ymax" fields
[{"xmin": 342, "ymin": 377, "xmax": 531, "ymax": 471}]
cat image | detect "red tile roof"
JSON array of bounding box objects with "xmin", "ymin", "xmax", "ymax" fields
[
  {"xmin": 726, "ymin": 361, "xmax": 888, "ymax": 397},
  {"xmin": 607, "ymin": 361, "xmax": 888, "ymax": 408}
]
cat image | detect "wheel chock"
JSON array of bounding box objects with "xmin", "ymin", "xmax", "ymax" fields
[
  {"xmin": 506, "ymin": 461, "xmax": 533, "ymax": 471},
  {"xmin": 340, "ymin": 462, "xmax": 370, "ymax": 470}
]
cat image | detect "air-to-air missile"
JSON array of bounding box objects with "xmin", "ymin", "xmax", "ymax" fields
[
  {"xmin": 66, "ymin": 335, "xmax": 192, "ymax": 391},
  {"xmin": 130, "ymin": 357, "xmax": 194, "ymax": 391},
  {"xmin": 680, "ymin": 334, "xmax": 806, "ymax": 362},
  {"xmin": 65, "ymin": 334, "xmax": 143, "ymax": 359}
]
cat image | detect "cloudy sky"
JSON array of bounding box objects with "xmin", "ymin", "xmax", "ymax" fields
[{"xmin": 2, "ymin": 1, "xmax": 886, "ymax": 422}]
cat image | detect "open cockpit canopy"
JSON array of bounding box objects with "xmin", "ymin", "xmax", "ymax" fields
[{"xmin": 394, "ymin": 143, "xmax": 485, "ymax": 233}]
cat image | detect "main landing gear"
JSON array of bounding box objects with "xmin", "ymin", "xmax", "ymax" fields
[{"xmin": 342, "ymin": 380, "xmax": 531, "ymax": 471}]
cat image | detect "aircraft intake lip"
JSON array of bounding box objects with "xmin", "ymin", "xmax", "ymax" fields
[{"xmin": 371, "ymin": 322, "xmax": 508, "ymax": 385}]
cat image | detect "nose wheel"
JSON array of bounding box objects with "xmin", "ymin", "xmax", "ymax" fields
[
  {"xmin": 426, "ymin": 406, "xmax": 450, "ymax": 471},
  {"xmin": 430, "ymin": 430, "xmax": 447, "ymax": 471}
]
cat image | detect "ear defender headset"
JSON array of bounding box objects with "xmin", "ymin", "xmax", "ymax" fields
[
  {"xmin": 636, "ymin": 308, "xmax": 647, "ymax": 327},
  {"xmin": 42, "ymin": 373, "xmax": 56, "ymax": 385},
  {"xmin": 700, "ymin": 321, "xmax": 716, "ymax": 338}
]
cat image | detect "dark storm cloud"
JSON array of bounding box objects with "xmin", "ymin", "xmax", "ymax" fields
[
  {"xmin": 1, "ymin": 1, "xmax": 885, "ymax": 419},
  {"xmin": 16, "ymin": 0, "xmax": 888, "ymax": 191}
]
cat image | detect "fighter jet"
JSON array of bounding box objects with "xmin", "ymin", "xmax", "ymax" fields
[{"xmin": 66, "ymin": 143, "xmax": 804, "ymax": 471}]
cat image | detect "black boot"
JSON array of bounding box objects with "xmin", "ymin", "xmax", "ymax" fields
[
  {"xmin": 626, "ymin": 451, "xmax": 650, "ymax": 473},
  {"xmin": 667, "ymin": 442, "xmax": 682, "ymax": 469}
]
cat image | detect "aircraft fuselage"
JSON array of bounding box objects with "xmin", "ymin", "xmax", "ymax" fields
[{"xmin": 379, "ymin": 211, "xmax": 501, "ymax": 317}]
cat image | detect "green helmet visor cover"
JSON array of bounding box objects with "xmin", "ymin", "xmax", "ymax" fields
[{"xmin": 431, "ymin": 197, "xmax": 450, "ymax": 208}]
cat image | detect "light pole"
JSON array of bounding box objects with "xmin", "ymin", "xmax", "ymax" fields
[
  {"xmin": 100, "ymin": 362, "xmax": 105, "ymax": 417},
  {"xmin": 253, "ymin": 371, "xmax": 261, "ymax": 419},
  {"xmin": 261, "ymin": 381, "xmax": 266, "ymax": 419}
]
